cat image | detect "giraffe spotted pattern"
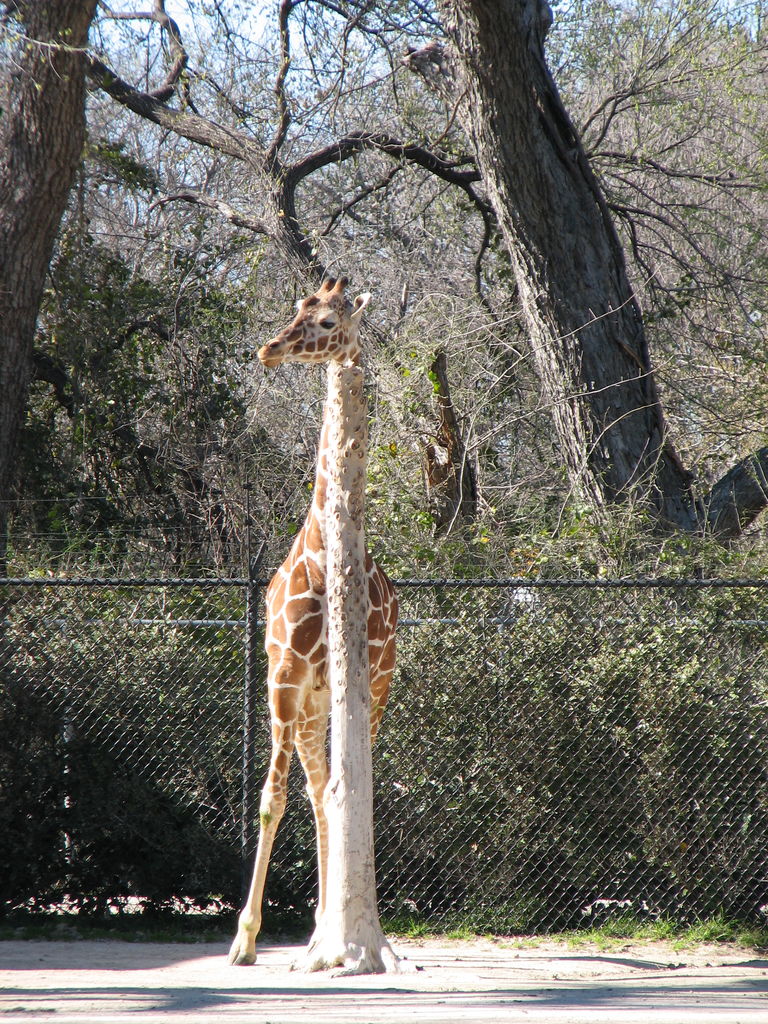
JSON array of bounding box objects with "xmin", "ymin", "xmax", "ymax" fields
[{"xmin": 229, "ymin": 277, "xmax": 397, "ymax": 967}]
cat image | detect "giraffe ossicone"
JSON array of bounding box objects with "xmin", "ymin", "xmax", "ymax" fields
[{"xmin": 228, "ymin": 277, "xmax": 398, "ymax": 968}]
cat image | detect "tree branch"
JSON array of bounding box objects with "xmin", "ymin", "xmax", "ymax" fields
[
  {"xmin": 88, "ymin": 54, "xmax": 479, "ymax": 230},
  {"xmin": 121, "ymin": 317, "xmax": 171, "ymax": 342},
  {"xmin": 596, "ymin": 150, "xmax": 757, "ymax": 196},
  {"xmin": 287, "ymin": 130, "xmax": 480, "ymax": 191},
  {"xmin": 469, "ymin": 185, "xmax": 494, "ymax": 307},
  {"xmin": 87, "ymin": 55, "xmax": 261, "ymax": 165},
  {"xmin": 32, "ymin": 350, "xmax": 77, "ymax": 416},
  {"xmin": 705, "ymin": 447, "xmax": 768, "ymax": 539},
  {"xmin": 266, "ymin": 0, "xmax": 294, "ymax": 166},
  {"xmin": 89, "ymin": 25, "xmax": 484, "ymax": 301},
  {"xmin": 98, "ymin": 0, "xmax": 188, "ymax": 102},
  {"xmin": 149, "ymin": 190, "xmax": 270, "ymax": 234},
  {"xmin": 423, "ymin": 346, "xmax": 477, "ymax": 533},
  {"xmin": 320, "ymin": 165, "xmax": 402, "ymax": 236}
]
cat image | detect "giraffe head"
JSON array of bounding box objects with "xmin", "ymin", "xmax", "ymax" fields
[{"xmin": 258, "ymin": 277, "xmax": 371, "ymax": 369}]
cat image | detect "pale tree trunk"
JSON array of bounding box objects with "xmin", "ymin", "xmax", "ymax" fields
[
  {"xmin": 0, "ymin": 0, "xmax": 97, "ymax": 560},
  {"xmin": 302, "ymin": 361, "xmax": 401, "ymax": 975},
  {"xmin": 436, "ymin": 0, "xmax": 701, "ymax": 530}
]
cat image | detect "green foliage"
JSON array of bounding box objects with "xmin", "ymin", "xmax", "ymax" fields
[
  {"xmin": 86, "ymin": 140, "xmax": 160, "ymax": 194},
  {"xmin": 0, "ymin": 680, "xmax": 68, "ymax": 909},
  {"xmin": 15, "ymin": 225, "xmax": 256, "ymax": 572},
  {"xmin": 0, "ymin": 584, "xmax": 248, "ymax": 915},
  {"xmin": 375, "ymin": 580, "xmax": 768, "ymax": 933}
]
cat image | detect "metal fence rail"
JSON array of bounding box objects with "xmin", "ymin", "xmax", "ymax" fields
[{"xmin": 1, "ymin": 576, "xmax": 767, "ymax": 932}]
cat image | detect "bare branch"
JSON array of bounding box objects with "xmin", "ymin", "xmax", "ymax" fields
[
  {"xmin": 98, "ymin": 0, "xmax": 188, "ymax": 102},
  {"xmin": 288, "ymin": 130, "xmax": 479, "ymax": 191},
  {"xmin": 320, "ymin": 165, "xmax": 402, "ymax": 236},
  {"xmin": 266, "ymin": 0, "xmax": 295, "ymax": 166},
  {"xmin": 470, "ymin": 187, "xmax": 495, "ymax": 310},
  {"xmin": 87, "ymin": 55, "xmax": 261, "ymax": 165},
  {"xmin": 706, "ymin": 447, "xmax": 768, "ymax": 539},
  {"xmin": 149, "ymin": 190, "xmax": 270, "ymax": 235},
  {"xmin": 595, "ymin": 151, "xmax": 757, "ymax": 191},
  {"xmin": 89, "ymin": 13, "xmax": 484, "ymax": 301}
]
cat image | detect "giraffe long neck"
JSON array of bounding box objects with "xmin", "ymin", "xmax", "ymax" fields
[
  {"xmin": 300, "ymin": 365, "xmax": 338, "ymax": 569},
  {"xmin": 305, "ymin": 409, "xmax": 331, "ymax": 544}
]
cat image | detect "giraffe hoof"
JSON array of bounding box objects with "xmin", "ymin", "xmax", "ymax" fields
[{"xmin": 228, "ymin": 937, "xmax": 257, "ymax": 966}]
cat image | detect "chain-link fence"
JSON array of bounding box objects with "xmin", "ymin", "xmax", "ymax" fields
[{"xmin": 1, "ymin": 576, "xmax": 767, "ymax": 933}]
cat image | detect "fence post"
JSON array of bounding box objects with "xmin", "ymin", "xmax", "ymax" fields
[{"xmin": 241, "ymin": 527, "xmax": 266, "ymax": 895}]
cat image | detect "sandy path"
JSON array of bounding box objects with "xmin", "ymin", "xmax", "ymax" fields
[{"xmin": 1, "ymin": 936, "xmax": 767, "ymax": 1023}]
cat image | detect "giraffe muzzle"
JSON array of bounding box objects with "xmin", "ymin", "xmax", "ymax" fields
[
  {"xmin": 258, "ymin": 326, "xmax": 305, "ymax": 367},
  {"xmin": 258, "ymin": 341, "xmax": 283, "ymax": 367},
  {"xmin": 258, "ymin": 335, "xmax": 294, "ymax": 367}
]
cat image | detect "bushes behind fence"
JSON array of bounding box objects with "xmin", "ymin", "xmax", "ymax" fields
[
  {"xmin": 1, "ymin": 579, "xmax": 767, "ymax": 931},
  {"xmin": 379, "ymin": 582, "xmax": 768, "ymax": 930}
]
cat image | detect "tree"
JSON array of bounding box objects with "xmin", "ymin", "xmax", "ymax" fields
[
  {"xmin": 304, "ymin": 360, "xmax": 400, "ymax": 974},
  {"xmin": 0, "ymin": 0, "xmax": 98, "ymax": 560},
  {"xmin": 79, "ymin": 1, "xmax": 486, "ymax": 559},
  {"xmin": 431, "ymin": 0, "xmax": 768, "ymax": 537},
  {"xmin": 20, "ymin": 226, "xmax": 255, "ymax": 571},
  {"xmin": 12, "ymin": 1, "xmax": 768, "ymax": 572}
]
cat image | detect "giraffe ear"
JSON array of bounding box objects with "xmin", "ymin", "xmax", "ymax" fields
[{"xmin": 350, "ymin": 292, "xmax": 372, "ymax": 323}]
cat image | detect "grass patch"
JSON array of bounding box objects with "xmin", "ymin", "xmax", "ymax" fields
[
  {"xmin": 672, "ymin": 916, "xmax": 768, "ymax": 951},
  {"xmin": 4, "ymin": 910, "xmax": 767, "ymax": 953},
  {"xmin": 383, "ymin": 911, "xmax": 768, "ymax": 953},
  {"xmin": 381, "ymin": 913, "xmax": 494, "ymax": 942},
  {"xmin": 557, "ymin": 913, "xmax": 768, "ymax": 952},
  {"xmin": 576, "ymin": 918, "xmax": 765, "ymax": 952},
  {"xmin": 381, "ymin": 912, "xmax": 434, "ymax": 938}
]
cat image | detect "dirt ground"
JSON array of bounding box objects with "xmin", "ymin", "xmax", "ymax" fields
[{"xmin": 1, "ymin": 935, "xmax": 767, "ymax": 1024}]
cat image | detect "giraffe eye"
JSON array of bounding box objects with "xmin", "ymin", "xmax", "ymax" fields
[{"xmin": 319, "ymin": 318, "xmax": 336, "ymax": 329}]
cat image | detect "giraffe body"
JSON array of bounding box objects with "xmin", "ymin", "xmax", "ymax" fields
[{"xmin": 229, "ymin": 278, "xmax": 397, "ymax": 967}]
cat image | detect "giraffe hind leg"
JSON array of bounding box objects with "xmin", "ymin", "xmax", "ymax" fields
[{"xmin": 369, "ymin": 635, "xmax": 396, "ymax": 744}]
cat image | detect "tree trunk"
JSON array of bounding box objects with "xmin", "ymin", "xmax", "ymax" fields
[
  {"xmin": 423, "ymin": 348, "xmax": 478, "ymax": 533},
  {"xmin": 437, "ymin": 0, "xmax": 700, "ymax": 530},
  {"xmin": 0, "ymin": 0, "xmax": 97, "ymax": 560},
  {"xmin": 302, "ymin": 361, "xmax": 400, "ymax": 975}
]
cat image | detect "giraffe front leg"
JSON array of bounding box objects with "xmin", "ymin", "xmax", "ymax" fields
[
  {"xmin": 295, "ymin": 687, "xmax": 331, "ymax": 929},
  {"xmin": 229, "ymin": 809, "xmax": 279, "ymax": 965},
  {"xmin": 229, "ymin": 719, "xmax": 295, "ymax": 966}
]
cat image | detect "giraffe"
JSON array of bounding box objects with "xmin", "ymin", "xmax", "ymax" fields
[{"xmin": 229, "ymin": 277, "xmax": 398, "ymax": 967}]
